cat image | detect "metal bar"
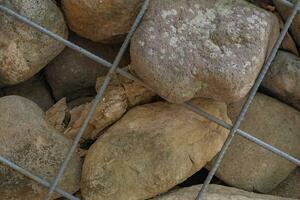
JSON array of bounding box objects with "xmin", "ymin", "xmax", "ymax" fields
[
  {"xmin": 195, "ymin": 1, "xmax": 300, "ymax": 199},
  {"xmin": 45, "ymin": 1, "xmax": 150, "ymax": 199},
  {"xmin": 0, "ymin": 155, "xmax": 79, "ymax": 200},
  {"xmin": 184, "ymin": 102, "xmax": 300, "ymax": 166},
  {"xmin": 277, "ymin": 0, "xmax": 294, "ymax": 7}
]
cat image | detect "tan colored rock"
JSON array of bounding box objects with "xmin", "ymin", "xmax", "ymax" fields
[
  {"xmin": 65, "ymin": 75, "xmax": 156, "ymax": 140},
  {"xmin": 274, "ymin": 0, "xmax": 300, "ymax": 47},
  {"xmin": 215, "ymin": 93, "xmax": 300, "ymax": 193},
  {"xmin": 0, "ymin": 0, "xmax": 68, "ymax": 86},
  {"xmin": 62, "ymin": 0, "xmax": 143, "ymax": 42},
  {"xmin": 81, "ymin": 99, "xmax": 230, "ymax": 200},
  {"xmin": 0, "ymin": 96, "xmax": 81, "ymax": 200},
  {"xmin": 152, "ymin": 184, "xmax": 295, "ymax": 200},
  {"xmin": 262, "ymin": 51, "xmax": 300, "ymax": 111},
  {"xmin": 270, "ymin": 167, "xmax": 300, "ymax": 199},
  {"xmin": 131, "ymin": 0, "xmax": 279, "ymax": 103},
  {"xmin": 46, "ymin": 98, "xmax": 68, "ymax": 133}
]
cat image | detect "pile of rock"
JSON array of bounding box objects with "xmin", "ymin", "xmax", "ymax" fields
[{"xmin": 0, "ymin": 0, "xmax": 299, "ymax": 200}]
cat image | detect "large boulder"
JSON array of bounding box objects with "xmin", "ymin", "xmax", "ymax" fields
[
  {"xmin": 214, "ymin": 93, "xmax": 300, "ymax": 193},
  {"xmin": 0, "ymin": 0, "xmax": 68, "ymax": 86},
  {"xmin": 0, "ymin": 96, "xmax": 82, "ymax": 200},
  {"xmin": 269, "ymin": 167, "xmax": 300, "ymax": 199},
  {"xmin": 152, "ymin": 184, "xmax": 294, "ymax": 200},
  {"xmin": 273, "ymin": 0, "xmax": 300, "ymax": 47},
  {"xmin": 62, "ymin": 0, "xmax": 143, "ymax": 43},
  {"xmin": 81, "ymin": 99, "xmax": 230, "ymax": 200},
  {"xmin": 262, "ymin": 50, "xmax": 300, "ymax": 111},
  {"xmin": 45, "ymin": 33, "xmax": 130, "ymax": 101},
  {"xmin": 1, "ymin": 74, "xmax": 54, "ymax": 111},
  {"xmin": 130, "ymin": 0, "xmax": 279, "ymax": 104}
]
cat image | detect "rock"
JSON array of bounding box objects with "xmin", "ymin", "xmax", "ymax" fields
[
  {"xmin": 62, "ymin": 0, "xmax": 143, "ymax": 42},
  {"xmin": 269, "ymin": 167, "xmax": 300, "ymax": 199},
  {"xmin": 0, "ymin": 0, "xmax": 68, "ymax": 86},
  {"xmin": 0, "ymin": 74, "xmax": 54, "ymax": 111},
  {"xmin": 0, "ymin": 96, "xmax": 81, "ymax": 200},
  {"xmin": 275, "ymin": 13, "xmax": 299, "ymax": 56},
  {"xmin": 262, "ymin": 51, "xmax": 300, "ymax": 111},
  {"xmin": 45, "ymin": 33, "xmax": 130, "ymax": 101},
  {"xmin": 214, "ymin": 93, "xmax": 300, "ymax": 193},
  {"xmin": 274, "ymin": 0, "xmax": 300, "ymax": 47},
  {"xmin": 81, "ymin": 99, "xmax": 230, "ymax": 200},
  {"xmin": 152, "ymin": 184, "xmax": 294, "ymax": 200},
  {"xmin": 130, "ymin": 0, "xmax": 279, "ymax": 104},
  {"xmin": 46, "ymin": 98, "xmax": 69, "ymax": 133},
  {"xmin": 64, "ymin": 75, "xmax": 156, "ymax": 140}
]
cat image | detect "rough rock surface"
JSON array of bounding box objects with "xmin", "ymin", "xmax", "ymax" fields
[
  {"xmin": 62, "ymin": 0, "xmax": 143, "ymax": 42},
  {"xmin": 269, "ymin": 167, "xmax": 300, "ymax": 199},
  {"xmin": 64, "ymin": 75, "xmax": 156, "ymax": 140},
  {"xmin": 81, "ymin": 99, "xmax": 230, "ymax": 200},
  {"xmin": 215, "ymin": 93, "xmax": 300, "ymax": 193},
  {"xmin": 0, "ymin": 0, "xmax": 68, "ymax": 86},
  {"xmin": 274, "ymin": 0, "xmax": 300, "ymax": 47},
  {"xmin": 152, "ymin": 184, "xmax": 294, "ymax": 200},
  {"xmin": 131, "ymin": 0, "xmax": 279, "ymax": 103},
  {"xmin": 0, "ymin": 96, "xmax": 81, "ymax": 200},
  {"xmin": 1, "ymin": 74, "xmax": 54, "ymax": 111},
  {"xmin": 262, "ymin": 50, "xmax": 300, "ymax": 111},
  {"xmin": 45, "ymin": 33, "xmax": 130, "ymax": 101},
  {"xmin": 46, "ymin": 98, "xmax": 68, "ymax": 133}
]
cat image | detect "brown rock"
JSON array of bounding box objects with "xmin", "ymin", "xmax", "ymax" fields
[
  {"xmin": 269, "ymin": 167, "xmax": 300, "ymax": 199},
  {"xmin": 46, "ymin": 98, "xmax": 69, "ymax": 133},
  {"xmin": 1, "ymin": 73, "xmax": 54, "ymax": 111},
  {"xmin": 262, "ymin": 50, "xmax": 300, "ymax": 111},
  {"xmin": 131, "ymin": 0, "xmax": 279, "ymax": 103},
  {"xmin": 152, "ymin": 184, "xmax": 295, "ymax": 200},
  {"xmin": 274, "ymin": 0, "xmax": 300, "ymax": 47},
  {"xmin": 62, "ymin": 0, "xmax": 143, "ymax": 42},
  {"xmin": 81, "ymin": 99, "xmax": 230, "ymax": 200},
  {"xmin": 64, "ymin": 75, "xmax": 156, "ymax": 140},
  {"xmin": 215, "ymin": 93, "xmax": 300, "ymax": 193},
  {"xmin": 0, "ymin": 96, "xmax": 81, "ymax": 200},
  {"xmin": 45, "ymin": 33, "xmax": 130, "ymax": 101},
  {"xmin": 0, "ymin": 0, "xmax": 68, "ymax": 86}
]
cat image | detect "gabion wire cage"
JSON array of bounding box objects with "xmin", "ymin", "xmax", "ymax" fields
[{"xmin": 0, "ymin": 0, "xmax": 299, "ymax": 200}]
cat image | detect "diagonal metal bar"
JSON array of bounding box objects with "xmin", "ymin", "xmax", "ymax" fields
[
  {"xmin": 184, "ymin": 102, "xmax": 300, "ymax": 166},
  {"xmin": 45, "ymin": 1, "xmax": 150, "ymax": 199},
  {"xmin": 0, "ymin": 155, "xmax": 79, "ymax": 200},
  {"xmin": 277, "ymin": 0, "xmax": 295, "ymax": 7},
  {"xmin": 1, "ymin": 2, "xmax": 300, "ymax": 200},
  {"xmin": 195, "ymin": 1, "xmax": 300, "ymax": 199}
]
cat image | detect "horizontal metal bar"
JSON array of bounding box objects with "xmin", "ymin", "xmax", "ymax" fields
[
  {"xmin": 0, "ymin": 155, "xmax": 79, "ymax": 200},
  {"xmin": 184, "ymin": 102, "xmax": 300, "ymax": 166}
]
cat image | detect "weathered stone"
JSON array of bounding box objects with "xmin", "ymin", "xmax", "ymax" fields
[
  {"xmin": 46, "ymin": 98, "xmax": 68, "ymax": 133},
  {"xmin": 0, "ymin": 0, "xmax": 68, "ymax": 86},
  {"xmin": 131, "ymin": 0, "xmax": 279, "ymax": 103},
  {"xmin": 1, "ymin": 74, "xmax": 54, "ymax": 111},
  {"xmin": 45, "ymin": 33, "xmax": 130, "ymax": 101},
  {"xmin": 274, "ymin": 0, "xmax": 300, "ymax": 47},
  {"xmin": 275, "ymin": 13, "xmax": 299, "ymax": 56},
  {"xmin": 262, "ymin": 51, "xmax": 300, "ymax": 111},
  {"xmin": 269, "ymin": 167, "xmax": 300, "ymax": 199},
  {"xmin": 64, "ymin": 75, "xmax": 156, "ymax": 140},
  {"xmin": 81, "ymin": 99, "xmax": 230, "ymax": 200},
  {"xmin": 152, "ymin": 184, "xmax": 294, "ymax": 200},
  {"xmin": 0, "ymin": 96, "xmax": 81, "ymax": 200},
  {"xmin": 214, "ymin": 93, "xmax": 300, "ymax": 193},
  {"xmin": 62, "ymin": 0, "xmax": 143, "ymax": 42}
]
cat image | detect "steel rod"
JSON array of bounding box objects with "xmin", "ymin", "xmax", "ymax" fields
[
  {"xmin": 45, "ymin": 1, "xmax": 150, "ymax": 199},
  {"xmin": 195, "ymin": 1, "xmax": 300, "ymax": 199}
]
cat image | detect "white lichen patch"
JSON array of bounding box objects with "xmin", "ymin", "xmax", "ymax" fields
[{"xmin": 161, "ymin": 9, "xmax": 177, "ymax": 19}]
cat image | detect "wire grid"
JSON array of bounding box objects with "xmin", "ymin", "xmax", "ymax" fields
[{"xmin": 0, "ymin": 0, "xmax": 299, "ymax": 199}]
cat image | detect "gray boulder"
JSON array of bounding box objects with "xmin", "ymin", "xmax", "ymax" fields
[{"xmin": 131, "ymin": 0, "xmax": 279, "ymax": 103}]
